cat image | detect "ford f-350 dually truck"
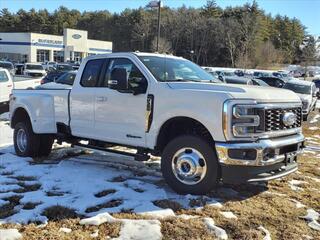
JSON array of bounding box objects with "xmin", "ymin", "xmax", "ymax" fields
[{"xmin": 9, "ymin": 52, "xmax": 304, "ymax": 194}]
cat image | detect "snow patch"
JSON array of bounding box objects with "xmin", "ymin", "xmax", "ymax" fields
[
  {"xmin": 177, "ymin": 214, "xmax": 199, "ymax": 220},
  {"xmin": 289, "ymin": 199, "xmax": 306, "ymax": 208},
  {"xmin": 90, "ymin": 230, "xmax": 99, "ymax": 238},
  {"xmin": 310, "ymin": 114, "xmax": 320, "ymax": 124},
  {"xmin": 59, "ymin": 227, "xmax": 72, "ymax": 233},
  {"xmin": 138, "ymin": 208, "xmax": 175, "ymax": 219},
  {"xmin": 203, "ymin": 217, "xmax": 228, "ymax": 240},
  {"xmin": 220, "ymin": 211, "xmax": 237, "ymax": 219},
  {"xmin": 258, "ymin": 226, "xmax": 271, "ymax": 240},
  {"xmin": 0, "ymin": 229, "xmax": 22, "ymax": 240},
  {"xmin": 309, "ymin": 127, "xmax": 319, "ymax": 130},
  {"xmin": 115, "ymin": 219, "xmax": 162, "ymax": 240},
  {"xmin": 301, "ymin": 209, "xmax": 320, "ymax": 231},
  {"xmin": 80, "ymin": 212, "xmax": 162, "ymax": 240},
  {"xmin": 288, "ymin": 179, "xmax": 306, "ymax": 191}
]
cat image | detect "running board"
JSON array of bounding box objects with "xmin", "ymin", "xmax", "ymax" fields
[{"xmin": 73, "ymin": 143, "xmax": 149, "ymax": 161}]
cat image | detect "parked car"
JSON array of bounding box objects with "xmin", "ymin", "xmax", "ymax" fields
[
  {"xmin": 0, "ymin": 61, "xmax": 15, "ymax": 75},
  {"xmin": 312, "ymin": 79, "xmax": 320, "ymax": 90},
  {"xmin": 14, "ymin": 63, "xmax": 24, "ymax": 75},
  {"xmin": 41, "ymin": 71, "xmax": 65, "ymax": 84},
  {"xmin": 253, "ymin": 71, "xmax": 273, "ymax": 78},
  {"xmin": 23, "ymin": 63, "xmax": 46, "ymax": 77},
  {"xmin": 42, "ymin": 61, "xmax": 57, "ymax": 71},
  {"xmin": 224, "ymin": 76, "xmax": 253, "ymax": 85},
  {"xmin": 9, "ymin": 52, "xmax": 304, "ymax": 194},
  {"xmin": 257, "ymin": 77, "xmax": 285, "ymax": 88},
  {"xmin": 251, "ymin": 79, "xmax": 270, "ymax": 86},
  {"xmin": 41, "ymin": 64, "xmax": 75, "ymax": 84},
  {"xmin": 0, "ymin": 69, "xmax": 13, "ymax": 106},
  {"xmin": 283, "ymin": 79, "xmax": 317, "ymax": 121},
  {"xmin": 37, "ymin": 71, "xmax": 77, "ymax": 89}
]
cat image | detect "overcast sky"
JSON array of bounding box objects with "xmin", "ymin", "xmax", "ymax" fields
[{"xmin": 1, "ymin": 0, "xmax": 319, "ymax": 35}]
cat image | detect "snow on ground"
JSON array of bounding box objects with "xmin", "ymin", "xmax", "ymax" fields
[
  {"xmin": 258, "ymin": 226, "xmax": 271, "ymax": 240},
  {"xmin": 0, "ymin": 228, "xmax": 22, "ymax": 240},
  {"xmin": 301, "ymin": 209, "xmax": 320, "ymax": 231},
  {"xmin": 0, "ymin": 118, "xmax": 223, "ymax": 225},
  {"xmin": 80, "ymin": 212, "xmax": 162, "ymax": 240},
  {"xmin": 203, "ymin": 217, "xmax": 228, "ymax": 240},
  {"xmin": 310, "ymin": 114, "xmax": 320, "ymax": 124}
]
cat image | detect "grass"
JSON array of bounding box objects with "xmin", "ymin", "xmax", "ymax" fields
[
  {"xmin": 94, "ymin": 189, "xmax": 116, "ymax": 198},
  {"xmin": 42, "ymin": 206, "xmax": 80, "ymax": 221},
  {"xmin": 85, "ymin": 199, "xmax": 123, "ymax": 213}
]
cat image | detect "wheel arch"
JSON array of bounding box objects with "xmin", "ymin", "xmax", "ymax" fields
[
  {"xmin": 155, "ymin": 116, "xmax": 215, "ymax": 154},
  {"xmin": 11, "ymin": 107, "xmax": 32, "ymax": 129}
]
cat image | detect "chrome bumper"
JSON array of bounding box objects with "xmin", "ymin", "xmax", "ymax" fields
[{"xmin": 215, "ymin": 133, "xmax": 304, "ymax": 167}]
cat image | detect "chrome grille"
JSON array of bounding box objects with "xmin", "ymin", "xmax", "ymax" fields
[{"xmin": 265, "ymin": 107, "xmax": 302, "ymax": 131}]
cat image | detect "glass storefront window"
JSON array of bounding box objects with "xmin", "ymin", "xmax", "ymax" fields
[
  {"xmin": 54, "ymin": 51, "xmax": 64, "ymax": 63},
  {"xmin": 36, "ymin": 49, "xmax": 49, "ymax": 63}
]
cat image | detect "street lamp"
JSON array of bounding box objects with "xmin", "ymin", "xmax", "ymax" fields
[{"xmin": 146, "ymin": 1, "xmax": 162, "ymax": 52}]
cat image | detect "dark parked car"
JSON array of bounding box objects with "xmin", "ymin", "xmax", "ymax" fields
[
  {"xmin": 257, "ymin": 77, "xmax": 285, "ymax": 88},
  {"xmin": 55, "ymin": 71, "xmax": 77, "ymax": 85},
  {"xmin": 252, "ymin": 79, "xmax": 270, "ymax": 86},
  {"xmin": 312, "ymin": 79, "xmax": 320, "ymax": 89},
  {"xmin": 14, "ymin": 63, "xmax": 24, "ymax": 75},
  {"xmin": 41, "ymin": 71, "xmax": 65, "ymax": 84},
  {"xmin": 0, "ymin": 61, "xmax": 15, "ymax": 75}
]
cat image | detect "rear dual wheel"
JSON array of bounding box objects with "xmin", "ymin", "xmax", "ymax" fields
[{"xmin": 14, "ymin": 121, "xmax": 54, "ymax": 158}]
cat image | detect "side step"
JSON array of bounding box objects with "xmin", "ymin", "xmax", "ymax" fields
[{"xmin": 73, "ymin": 143, "xmax": 150, "ymax": 161}]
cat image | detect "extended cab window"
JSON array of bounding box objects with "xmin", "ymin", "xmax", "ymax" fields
[
  {"xmin": 103, "ymin": 58, "xmax": 147, "ymax": 93},
  {"xmin": 0, "ymin": 71, "xmax": 9, "ymax": 82},
  {"xmin": 81, "ymin": 59, "xmax": 105, "ymax": 87}
]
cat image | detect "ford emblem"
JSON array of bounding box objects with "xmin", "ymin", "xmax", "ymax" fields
[
  {"xmin": 282, "ymin": 112, "xmax": 296, "ymax": 126},
  {"xmin": 72, "ymin": 34, "xmax": 82, "ymax": 39}
]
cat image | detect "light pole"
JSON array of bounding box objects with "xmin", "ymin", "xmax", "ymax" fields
[{"xmin": 146, "ymin": 1, "xmax": 162, "ymax": 52}]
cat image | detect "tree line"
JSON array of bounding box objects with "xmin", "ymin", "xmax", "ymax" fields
[{"xmin": 0, "ymin": 1, "xmax": 318, "ymax": 68}]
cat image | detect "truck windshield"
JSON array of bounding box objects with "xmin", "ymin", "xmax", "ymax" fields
[
  {"xmin": 283, "ymin": 83, "xmax": 311, "ymax": 94},
  {"xmin": 26, "ymin": 64, "xmax": 44, "ymax": 70},
  {"xmin": 138, "ymin": 56, "xmax": 216, "ymax": 82}
]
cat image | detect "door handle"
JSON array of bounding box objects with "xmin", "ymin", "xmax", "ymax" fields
[{"xmin": 96, "ymin": 96, "xmax": 108, "ymax": 102}]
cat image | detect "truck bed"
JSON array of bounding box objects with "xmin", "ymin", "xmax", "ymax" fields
[
  {"xmin": 11, "ymin": 89, "xmax": 71, "ymax": 132},
  {"xmin": 13, "ymin": 76, "xmax": 42, "ymax": 89}
]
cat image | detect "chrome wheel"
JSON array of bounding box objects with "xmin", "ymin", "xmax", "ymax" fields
[
  {"xmin": 17, "ymin": 128, "xmax": 27, "ymax": 153},
  {"xmin": 171, "ymin": 148, "xmax": 207, "ymax": 185}
]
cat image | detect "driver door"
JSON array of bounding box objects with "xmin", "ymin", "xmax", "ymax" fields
[{"xmin": 94, "ymin": 58, "xmax": 149, "ymax": 147}]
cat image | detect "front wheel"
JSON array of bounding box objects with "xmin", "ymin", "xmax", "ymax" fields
[{"xmin": 161, "ymin": 135, "xmax": 220, "ymax": 195}]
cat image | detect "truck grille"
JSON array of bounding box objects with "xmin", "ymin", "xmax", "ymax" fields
[{"xmin": 265, "ymin": 107, "xmax": 302, "ymax": 131}]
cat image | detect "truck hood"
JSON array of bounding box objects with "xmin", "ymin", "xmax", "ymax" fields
[
  {"xmin": 167, "ymin": 82, "xmax": 301, "ymax": 103},
  {"xmin": 295, "ymin": 93, "xmax": 312, "ymax": 102}
]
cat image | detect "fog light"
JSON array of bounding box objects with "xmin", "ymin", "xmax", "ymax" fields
[
  {"xmin": 228, "ymin": 149, "xmax": 257, "ymax": 160},
  {"xmin": 263, "ymin": 148, "xmax": 275, "ymax": 160}
]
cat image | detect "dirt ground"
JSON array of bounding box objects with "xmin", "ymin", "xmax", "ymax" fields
[{"xmin": 0, "ymin": 110, "xmax": 319, "ymax": 240}]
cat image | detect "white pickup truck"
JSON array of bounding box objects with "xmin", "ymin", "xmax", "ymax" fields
[
  {"xmin": 0, "ymin": 69, "xmax": 41, "ymax": 107},
  {"xmin": 9, "ymin": 52, "xmax": 305, "ymax": 194}
]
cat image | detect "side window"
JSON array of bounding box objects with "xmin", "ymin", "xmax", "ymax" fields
[
  {"xmin": 80, "ymin": 59, "xmax": 105, "ymax": 87},
  {"xmin": 103, "ymin": 58, "xmax": 147, "ymax": 93},
  {"xmin": 0, "ymin": 71, "xmax": 9, "ymax": 82}
]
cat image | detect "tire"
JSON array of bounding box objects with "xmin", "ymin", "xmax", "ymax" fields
[
  {"xmin": 161, "ymin": 135, "xmax": 220, "ymax": 195},
  {"xmin": 14, "ymin": 122, "xmax": 40, "ymax": 157},
  {"xmin": 38, "ymin": 135, "xmax": 54, "ymax": 157},
  {"xmin": 303, "ymin": 114, "xmax": 308, "ymax": 121}
]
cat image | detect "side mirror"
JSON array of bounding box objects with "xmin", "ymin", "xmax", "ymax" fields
[
  {"xmin": 109, "ymin": 68, "xmax": 129, "ymax": 91},
  {"xmin": 315, "ymin": 92, "xmax": 320, "ymax": 98}
]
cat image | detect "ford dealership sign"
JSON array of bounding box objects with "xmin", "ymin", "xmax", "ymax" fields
[{"xmin": 72, "ymin": 34, "xmax": 82, "ymax": 39}]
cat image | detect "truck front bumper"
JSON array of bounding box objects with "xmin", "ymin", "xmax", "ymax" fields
[{"xmin": 215, "ymin": 133, "xmax": 304, "ymax": 183}]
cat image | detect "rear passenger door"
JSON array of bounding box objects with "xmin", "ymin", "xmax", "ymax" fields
[
  {"xmin": 94, "ymin": 58, "xmax": 148, "ymax": 146},
  {"xmin": 70, "ymin": 58, "xmax": 106, "ymax": 139},
  {"xmin": 0, "ymin": 71, "xmax": 12, "ymax": 103}
]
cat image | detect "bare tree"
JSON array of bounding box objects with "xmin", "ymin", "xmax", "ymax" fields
[{"xmin": 151, "ymin": 37, "xmax": 172, "ymax": 53}]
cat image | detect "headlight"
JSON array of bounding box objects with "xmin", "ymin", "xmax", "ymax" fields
[
  {"xmin": 302, "ymin": 101, "xmax": 309, "ymax": 110},
  {"xmin": 223, "ymin": 100, "xmax": 263, "ymax": 140},
  {"xmin": 232, "ymin": 105, "xmax": 261, "ymax": 137}
]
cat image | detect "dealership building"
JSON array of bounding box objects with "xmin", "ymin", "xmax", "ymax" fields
[{"xmin": 0, "ymin": 28, "xmax": 113, "ymax": 63}]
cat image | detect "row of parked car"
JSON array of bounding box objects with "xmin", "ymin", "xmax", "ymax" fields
[
  {"xmin": 0, "ymin": 60, "xmax": 80, "ymax": 77},
  {"xmin": 202, "ymin": 67, "xmax": 319, "ymax": 121}
]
